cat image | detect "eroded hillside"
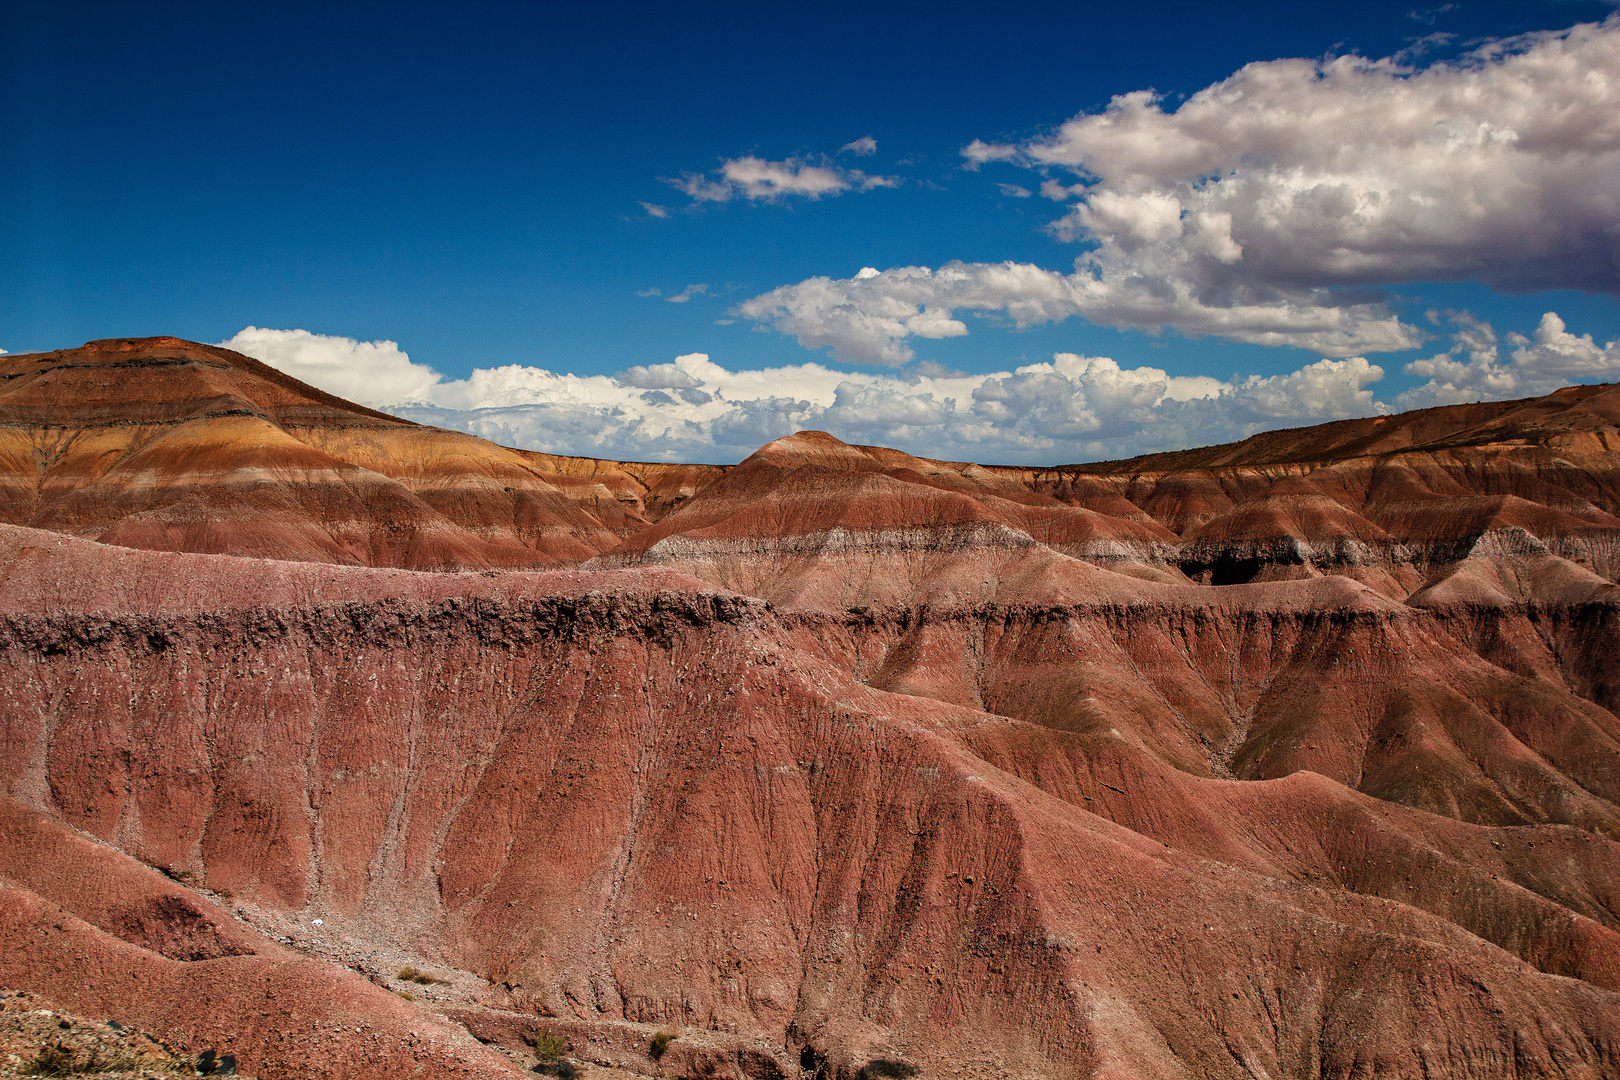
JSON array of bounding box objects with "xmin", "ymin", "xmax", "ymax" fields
[{"xmin": 2, "ymin": 338, "xmax": 1619, "ymax": 1079}]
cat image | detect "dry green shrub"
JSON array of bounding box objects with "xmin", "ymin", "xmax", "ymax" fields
[
  {"xmin": 532, "ymin": 1032, "xmax": 568, "ymax": 1062},
  {"xmin": 397, "ymin": 965, "xmax": 441, "ymax": 985},
  {"xmin": 649, "ymin": 1027, "xmax": 680, "ymax": 1061}
]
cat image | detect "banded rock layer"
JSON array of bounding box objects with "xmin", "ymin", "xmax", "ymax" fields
[
  {"xmin": 4, "ymin": 338, "xmax": 1618, "ymax": 601},
  {"xmin": 1, "ymin": 338, "xmax": 1618, "ymax": 1079}
]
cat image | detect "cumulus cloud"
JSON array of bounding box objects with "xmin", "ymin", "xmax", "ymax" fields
[
  {"xmin": 220, "ymin": 325, "xmax": 1448, "ymax": 465},
  {"xmin": 734, "ymin": 262, "xmax": 1415, "ymax": 365},
  {"xmin": 615, "ymin": 361, "xmax": 705, "ymax": 390},
  {"xmin": 217, "ymin": 326, "xmax": 443, "ymax": 408},
  {"xmin": 1398, "ymin": 311, "xmax": 1620, "ymax": 407},
  {"xmin": 997, "ymin": 183, "xmax": 1032, "ymax": 198},
  {"xmin": 807, "ymin": 18, "xmax": 1619, "ymax": 364},
  {"xmin": 640, "ymin": 202, "xmax": 671, "ymax": 218},
  {"xmin": 841, "ymin": 136, "xmax": 878, "ymax": 156},
  {"xmin": 1023, "ymin": 18, "xmax": 1620, "ymax": 292},
  {"xmin": 665, "ymin": 154, "xmax": 899, "ymax": 204}
]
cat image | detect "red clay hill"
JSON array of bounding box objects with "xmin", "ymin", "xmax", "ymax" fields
[{"xmin": 1, "ymin": 337, "xmax": 1618, "ymax": 1079}]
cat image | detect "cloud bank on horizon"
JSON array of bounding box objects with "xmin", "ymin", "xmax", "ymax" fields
[
  {"xmin": 218, "ymin": 16, "xmax": 1620, "ymax": 466},
  {"xmin": 220, "ymin": 316, "xmax": 1619, "ymax": 464},
  {"xmin": 739, "ymin": 18, "xmax": 1620, "ymax": 364}
]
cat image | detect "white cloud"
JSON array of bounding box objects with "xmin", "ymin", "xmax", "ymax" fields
[
  {"xmin": 818, "ymin": 18, "xmax": 1617, "ymax": 364},
  {"xmin": 1020, "ymin": 18, "xmax": 1620, "ymax": 295},
  {"xmin": 1398, "ymin": 311, "xmax": 1620, "ymax": 407},
  {"xmin": 665, "ymin": 154, "xmax": 898, "ymax": 204},
  {"xmin": 220, "ymin": 325, "xmax": 1428, "ymax": 465},
  {"xmin": 666, "ymin": 283, "xmax": 708, "ymax": 304},
  {"xmin": 734, "ymin": 262, "xmax": 1416, "ymax": 365},
  {"xmin": 615, "ymin": 361, "xmax": 705, "ymax": 390},
  {"xmin": 1229, "ymin": 357, "xmax": 1388, "ymax": 419},
  {"xmin": 217, "ymin": 326, "xmax": 443, "ymax": 408},
  {"xmin": 1039, "ymin": 179, "xmax": 1086, "ymax": 202},
  {"xmin": 997, "ymin": 183, "xmax": 1032, "ymax": 198},
  {"xmin": 639, "ymin": 202, "xmax": 671, "ymax": 218},
  {"xmin": 841, "ymin": 136, "xmax": 878, "ymax": 156},
  {"xmin": 1513, "ymin": 313, "xmax": 1620, "ymax": 382},
  {"xmin": 960, "ymin": 139, "xmax": 1020, "ymax": 169}
]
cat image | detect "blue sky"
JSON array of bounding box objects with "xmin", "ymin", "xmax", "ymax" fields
[{"xmin": 4, "ymin": 1, "xmax": 1619, "ymax": 463}]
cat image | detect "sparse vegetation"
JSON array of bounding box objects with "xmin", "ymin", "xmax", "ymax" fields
[
  {"xmin": 531, "ymin": 1060, "xmax": 578, "ymax": 1079},
  {"xmin": 649, "ymin": 1026, "xmax": 680, "ymax": 1061},
  {"xmin": 21, "ymin": 1044, "xmax": 172, "ymax": 1077},
  {"xmin": 532, "ymin": 1032, "xmax": 568, "ymax": 1062},
  {"xmin": 396, "ymin": 965, "xmax": 443, "ymax": 985},
  {"xmin": 21, "ymin": 1044, "xmax": 77, "ymax": 1077},
  {"xmin": 856, "ymin": 1061, "xmax": 919, "ymax": 1080}
]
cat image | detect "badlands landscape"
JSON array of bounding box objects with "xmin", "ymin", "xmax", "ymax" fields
[{"xmin": 2, "ymin": 335, "xmax": 1619, "ymax": 1079}]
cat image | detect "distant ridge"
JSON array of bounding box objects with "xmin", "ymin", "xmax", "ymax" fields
[{"xmin": 1, "ymin": 336, "xmax": 1616, "ymax": 592}]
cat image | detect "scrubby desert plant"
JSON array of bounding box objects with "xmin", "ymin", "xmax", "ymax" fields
[
  {"xmin": 649, "ymin": 1027, "xmax": 680, "ymax": 1061},
  {"xmin": 532, "ymin": 1032, "xmax": 568, "ymax": 1062},
  {"xmin": 856, "ymin": 1061, "xmax": 919, "ymax": 1080},
  {"xmin": 397, "ymin": 965, "xmax": 441, "ymax": 985}
]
